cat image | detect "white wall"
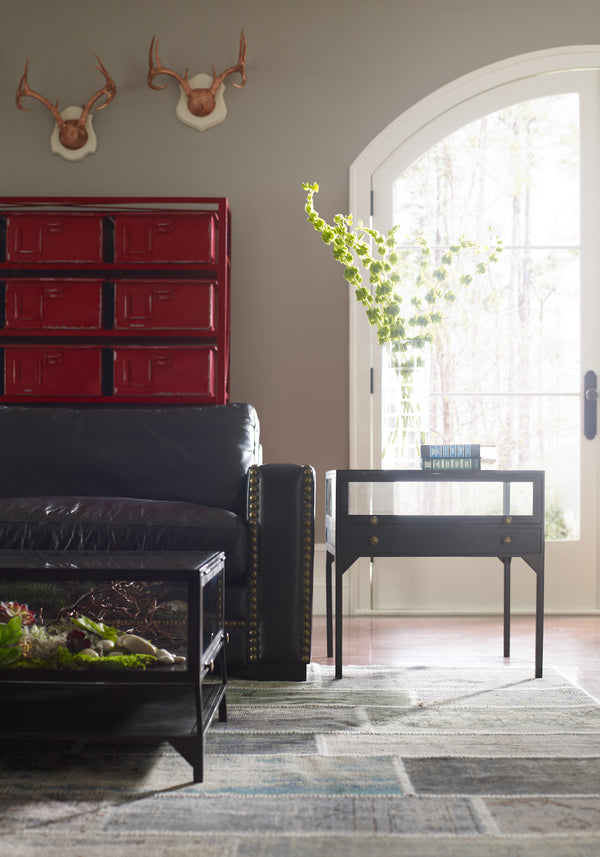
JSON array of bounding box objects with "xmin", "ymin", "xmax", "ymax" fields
[{"xmin": 2, "ymin": 0, "xmax": 600, "ymax": 541}]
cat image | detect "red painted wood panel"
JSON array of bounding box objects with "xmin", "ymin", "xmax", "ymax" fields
[
  {"xmin": 5, "ymin": 214, "xmax": 104, "ymax": 263},
  {"xmin": 0, "ymin": 198, "xmax": 230, "ymax": 403},
  {"xmin": 5, "ymin": 346, "xmax": 103, "ymax": 396},
  {"xmin": 113, "ymin": 214, "xmax": 217, "ymax": 264},
  {"xmin": 113, "ymin": 346, "xmax": 216, "ymax": 397},
  {"xmin": 5, "ymin": 280, "xmax": 103, "ymax": 330},
  {"xmin": 113, "ymin": 280, "xmax": 216, "ymax": 331}
]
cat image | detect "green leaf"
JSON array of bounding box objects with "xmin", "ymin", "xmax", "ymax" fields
[
  {"xmin": 0, "ymin": 616, "xmax": 23, "ymax": 647},
  {"xmin": 71, "ymin": 616, "xmax": 118, "ymax": 642},
  {"xmin": 344, "ymin": 266, "xmax": 361, "ymax": 285},
  {"xmin": 0, "ymin": 646, "xmax": 22, "ymax": 666},
  {"xmin": 0, "ymin": 616, "xmax": 23, "ymax": 665}
]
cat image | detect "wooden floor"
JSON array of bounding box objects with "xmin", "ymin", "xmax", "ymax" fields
[{"xmin": 311, "ymin": 614, "xmax": 600, "ymax": 698}]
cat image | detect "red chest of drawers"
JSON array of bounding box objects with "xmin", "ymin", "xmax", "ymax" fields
[{"xmin": 0, "ymin": 198, "xmax": 231, "ymax": 404}]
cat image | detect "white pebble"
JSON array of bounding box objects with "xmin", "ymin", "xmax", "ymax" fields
[{"xmin": 117, "ymin": 634, "xmax": 157, "ymax": 655}]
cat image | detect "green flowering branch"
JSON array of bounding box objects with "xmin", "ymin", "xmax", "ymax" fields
[{"xmin": 303, "ymin": 181, "xmax": 502, "ymax": 360}]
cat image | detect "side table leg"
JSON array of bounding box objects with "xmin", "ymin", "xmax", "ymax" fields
[
  {"xmin": 326, "ymin": 552, "xmax": 333, "ymax": 658},
  {"xmin": 335, "ymin": 567, "xmax": 343, "ymax": 679},
  {"xmin": 503, "ymin": 557, "xmax": 511, "ymax": 658},
  {"xmin": 535, "ymin": 566, "xmax": 544, "ymax": 678}
]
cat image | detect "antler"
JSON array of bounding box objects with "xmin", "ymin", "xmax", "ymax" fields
[
  {"xmin": 16, "ymin": 61, "xmax": 64, "ymax": 126},
  {"xmin": 148, "ymin": 30, "xmax": 247, "ymax": 118},
  {"xmin": 16, "ymin": 56, "xmax": 116, "ymax": 151},
  {"xmin": 148, "ymin": 36, "xmax": 193, "ymax": 95},
  {"xmin": 210, "ymin": 29, "xmax": 247, "ymax": 93},
  {"xmin": 78, "ymin": 56, "xmax": 117, "ymax": 126}
]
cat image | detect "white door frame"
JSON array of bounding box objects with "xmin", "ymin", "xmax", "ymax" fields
[{"xmin": 348, "ymin": 45, "xmax": 600, "ymax": 615}]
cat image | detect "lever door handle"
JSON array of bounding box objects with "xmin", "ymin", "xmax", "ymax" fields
[{"xmin": 584, "ymin": 370, "xmax": 597, "ymax": 439}]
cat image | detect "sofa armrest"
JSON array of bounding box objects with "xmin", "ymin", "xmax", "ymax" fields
[{"xmin": 247, "ymin": 463, "xmax": 315, "ymax": 676}]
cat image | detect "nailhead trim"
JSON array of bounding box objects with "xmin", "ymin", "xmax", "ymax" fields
[
  {"xmin": 301, "ymin": 465, "xmax": 315, "ymax": 663},
  {"xmin": 247, "ymin": 464, "xmax": 260, "ymax": 661}
]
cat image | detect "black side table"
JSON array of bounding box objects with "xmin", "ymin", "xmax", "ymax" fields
[{"xmin": 326, "ymin": 469, "xmax": 545, "ymax": 679}]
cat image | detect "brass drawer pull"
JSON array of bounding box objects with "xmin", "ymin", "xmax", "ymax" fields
[
  {"xmin": 369, "ymin": 536, "xmax": 379, "ymax": 546},
  {"xmin": 502, "ymin": 535, "xmax": 512, "ymax": 546}
]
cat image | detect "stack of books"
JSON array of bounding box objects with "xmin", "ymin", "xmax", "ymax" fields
[{"xmin": 420, "ymin": 443, "xmax": 497, "ymax": 470}]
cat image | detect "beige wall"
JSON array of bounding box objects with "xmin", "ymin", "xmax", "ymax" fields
[{"xmin": 2, "ymin": 0, "xmax": 600, "ymax": 535}]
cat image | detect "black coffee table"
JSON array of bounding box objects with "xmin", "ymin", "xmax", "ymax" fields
[{"xmin": 0, "ymin": 550, "xmax": 227, "ymax": 782}]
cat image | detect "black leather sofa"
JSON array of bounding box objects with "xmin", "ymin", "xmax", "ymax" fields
[{"xmin": 0, "ymin": 403, "xmax": 314, "ymax": 680}]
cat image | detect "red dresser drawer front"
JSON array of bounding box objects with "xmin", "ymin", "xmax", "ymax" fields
[
  {"xmin": 4, "ymin": 279, "xmax": 103, "ymax": 330},
  {"xmin": 5, "ymin": 346, "xmax": 103, "ymax": 396},
  {"xmin": 113, "ymin": 214, "xmax": 217, "ymax": 264},
  {"xmin": 5, "ymin": 214, "xmax": 104, "ymax": 263},
  {"xmin": 113, "ymin": 280, "xmax": 216, "ymax": 331},
  {"xmin": 113, "ymin": 346, "xmax": 216, "ymax": 397}
]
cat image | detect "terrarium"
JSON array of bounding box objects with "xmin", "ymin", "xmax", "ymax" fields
[{"xmin": 0, "ymin": 571, "xmax": 219, "ymax": 675}]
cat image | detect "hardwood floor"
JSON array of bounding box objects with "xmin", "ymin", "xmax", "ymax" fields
[{"xmin": 311, "ymin": 614, "xmax": 600, "ymax": 698}]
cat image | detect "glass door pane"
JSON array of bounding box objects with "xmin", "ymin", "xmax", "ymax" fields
[{"xmin": 381, "ymin": 93, "xmax": 580, "ymax": 539}]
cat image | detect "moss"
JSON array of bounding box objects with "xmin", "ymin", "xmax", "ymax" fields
[
  {"xmin": 13, "ymin": 646, "xmax": 157, "ymax": 671},
  {"xmin": 0, "ymin": 581, "xmax": 69, "ymax": 614}
]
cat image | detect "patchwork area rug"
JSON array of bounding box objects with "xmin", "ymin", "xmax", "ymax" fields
[{"xmin": 2, "ymin": 664, "xmax": 600, "ymax": 856}]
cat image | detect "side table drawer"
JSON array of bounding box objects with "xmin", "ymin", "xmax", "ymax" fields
[{"xmin": 346, "ymin": 524, "xmax": 543, "ymax": 557}]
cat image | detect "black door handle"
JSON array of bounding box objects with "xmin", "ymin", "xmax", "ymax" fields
[{"xmin": 584, "ymin": 370, "xmax": 597, "ymax": 439}]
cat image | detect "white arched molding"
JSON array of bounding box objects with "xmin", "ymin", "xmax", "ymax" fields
[{"xmin": 348, "ymin": 45, "xmax": 600, "ymax": 469}]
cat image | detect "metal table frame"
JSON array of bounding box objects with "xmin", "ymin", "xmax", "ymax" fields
[
  {"xmin": 0, "ymin": 549, "xmax": 227, "ymax": 782},
  {"xmin": 325, "ymin": 469, "xmax": 545, "ymax": 679}
]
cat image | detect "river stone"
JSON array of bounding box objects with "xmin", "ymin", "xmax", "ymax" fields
[
  {"xmin": 117, "ymin": 634, "xmax": 156, "ymax": 655},
  {"xmin": 82, "ymin": 648, "xmax": 99, "ymax": 658}
]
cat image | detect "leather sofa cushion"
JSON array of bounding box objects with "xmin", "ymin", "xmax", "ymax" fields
[
  {"xmin": 0, "ymin": 497, "xmax": 248, "ymax": 586},
  {"xmin": 0, "ymin": 403, "xmax": 260, "ymax": 517}
]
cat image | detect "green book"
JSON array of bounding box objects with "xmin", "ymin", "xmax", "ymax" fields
[{"xmin": 421, "ymin": 456, "xmax": 482, "ymax": 470}]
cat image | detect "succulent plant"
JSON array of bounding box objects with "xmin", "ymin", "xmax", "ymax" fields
[{"xmin": 0, "ymin": 600, "xmax": 35, "ymax": 625}]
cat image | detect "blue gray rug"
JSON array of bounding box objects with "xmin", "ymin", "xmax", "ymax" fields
[{"xmin": 1, "ymin": 664, "xmax": 600, "ymax": 856}]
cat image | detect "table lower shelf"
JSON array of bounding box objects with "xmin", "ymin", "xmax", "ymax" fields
[{"xmin": 0, "ymin": 681, "xmax": 227, "ymax": 781}]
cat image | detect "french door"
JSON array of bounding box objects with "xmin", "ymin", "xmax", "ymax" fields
[{"xmin": 349, "ymin": 53, "xmax": 600, "ymax": 614}]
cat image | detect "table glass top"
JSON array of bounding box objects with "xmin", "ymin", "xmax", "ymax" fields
[{"xmin": 345, "ymin": 478, "xmax": 535, "ymax": 517}]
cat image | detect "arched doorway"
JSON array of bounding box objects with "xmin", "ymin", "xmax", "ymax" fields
[{"xmin": 349, "ymin": 47, "xmax": 600, "ymax": 616}]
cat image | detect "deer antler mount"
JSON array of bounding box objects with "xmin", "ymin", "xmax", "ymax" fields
[
  {"xmin": 16, "ymin": 56, "xmax": 116, "ymax": 161},
  {"xmin": 148, "ymin": 30, "xmax": 247, "ymax": 131}
]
